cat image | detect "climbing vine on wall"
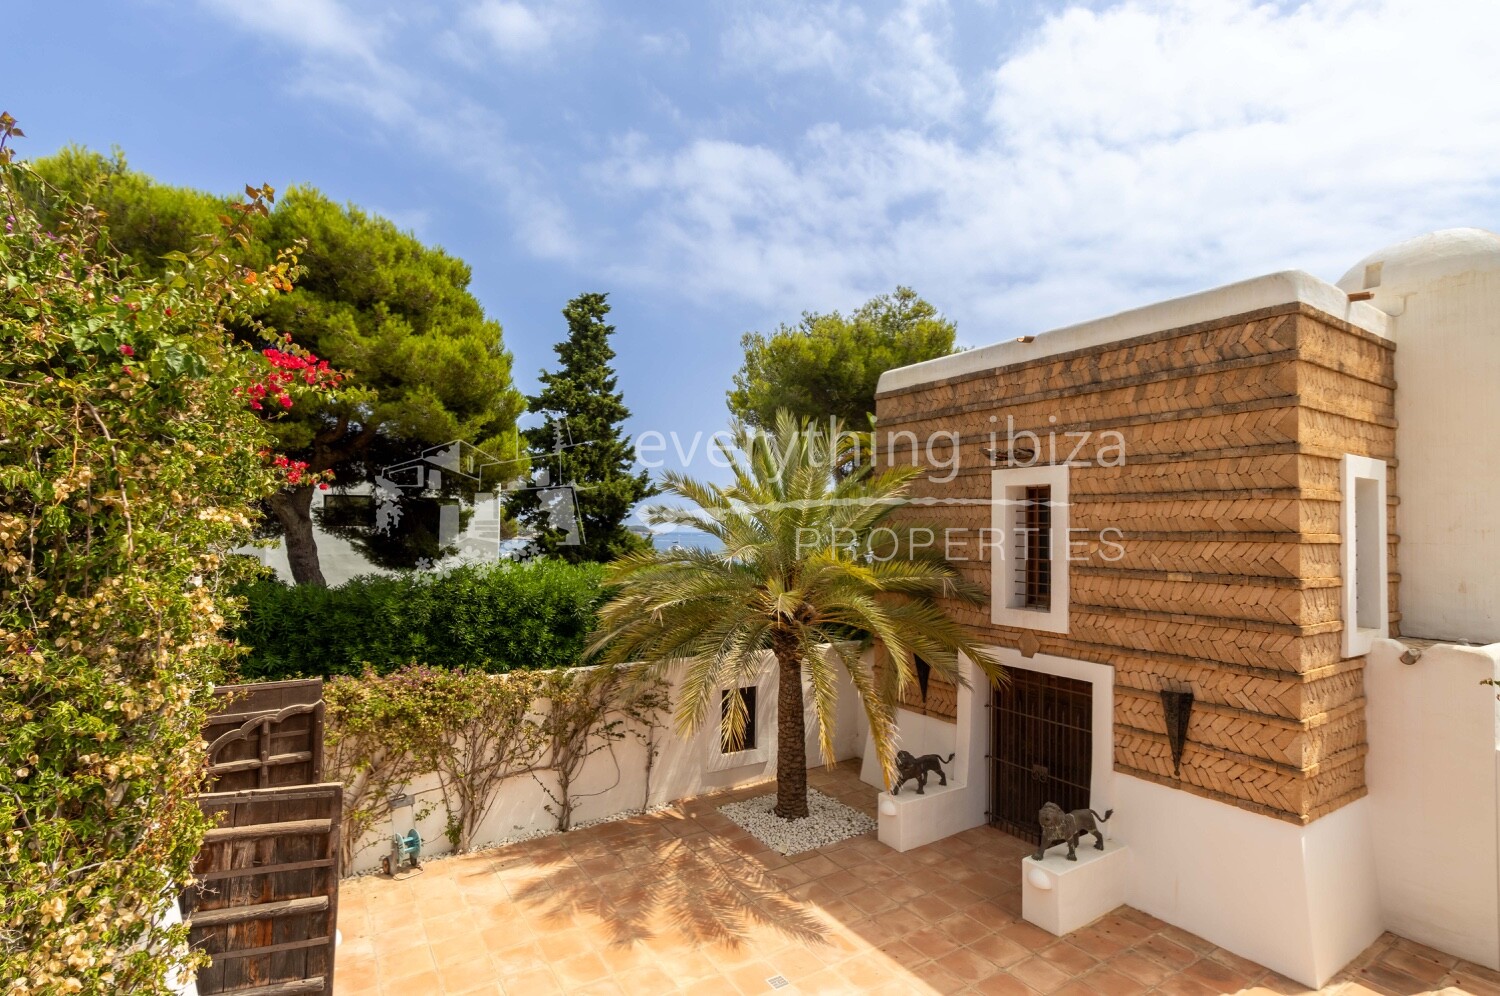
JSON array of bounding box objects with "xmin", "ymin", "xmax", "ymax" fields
[{"xmin": 323, "ymin": 664, "xmax": 669, "ymax": 866}]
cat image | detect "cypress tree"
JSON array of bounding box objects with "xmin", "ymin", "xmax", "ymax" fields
[{"xmin": 508, "ymin": 293, "xmax": 655, "ymax": 562}]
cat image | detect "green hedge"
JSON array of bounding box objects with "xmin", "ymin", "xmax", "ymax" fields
[{"xmin": 231, "ymin": 560, "xmax": 607, "ymax": 679}]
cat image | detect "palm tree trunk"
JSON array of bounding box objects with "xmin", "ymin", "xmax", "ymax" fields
[{"xmin": 773, "ymin": 641, "xmax": 809, "ymax": 820}]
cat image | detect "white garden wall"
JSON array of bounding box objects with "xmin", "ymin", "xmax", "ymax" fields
[
  {"xmin": 1365, "ymin": 637, "xmax": 1500, "ymax": 969},
  {"xmin": 344, "ymin": 651, "xmax": 868, "ymax": 874}
]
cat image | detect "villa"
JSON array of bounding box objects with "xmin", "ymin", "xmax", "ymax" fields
[
  {"xmin": 320, "ymin": 228, "xmax": 1500, "ymax": 996},
  {"xmin": 863, "ymin": 228, "xmax": 1500, "ymax": 987}
]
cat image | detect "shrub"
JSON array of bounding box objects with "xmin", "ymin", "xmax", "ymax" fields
[
  {"xmin": 0, "ymin": 115, "xmax": 320, "ymax": 993},
  {"xmin": 323, "ymin": 664, "xmax": 669, "ymax": 868},
  {"xmin": 231, "ymin": 559, "xmax": 607, "ymax": 678}
]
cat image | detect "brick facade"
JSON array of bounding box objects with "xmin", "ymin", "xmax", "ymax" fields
[{"xmin": 873, "ymin": 303, "xmax": 1396, "ymax": 824}]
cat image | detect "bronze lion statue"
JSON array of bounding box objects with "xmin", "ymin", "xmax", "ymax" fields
[
  {"xmin": 892, "ymin": 750, "xmax": 954, "ymax": 795},
  {"xmin": 1033, "ymin": 802, "xmax": 1114, "ymax": 861}
]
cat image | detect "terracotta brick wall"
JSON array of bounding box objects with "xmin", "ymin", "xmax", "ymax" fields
[{"xmin": 873, "ymin": 303, "xmax": 1397, "ymax": 824}]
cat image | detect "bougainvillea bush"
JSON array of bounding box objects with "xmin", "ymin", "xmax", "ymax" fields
[{"xmin": 0, "ymin": 115, "xmax": 335, "ymax": 994}]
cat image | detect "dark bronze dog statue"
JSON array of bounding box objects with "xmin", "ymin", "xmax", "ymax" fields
[
  {"xmin": 892, "ymin": 750, "xmax": 955, "ymax": 795},
  {"xmin": 1033, "ymin": 802, "xmax": 1113, "ymax": 861}
]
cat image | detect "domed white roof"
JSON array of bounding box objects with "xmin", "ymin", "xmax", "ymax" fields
[{"xmin": 1337, "ymin": 228, "xmax": 1500, "ymax": 306}]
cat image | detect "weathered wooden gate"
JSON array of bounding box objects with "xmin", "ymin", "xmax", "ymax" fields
[
  {"xmin": 203, "ymin": 679, "xmax": 325, "ymax": 792},
  {"xmin": 185, "ymin": 679, "xmax": 341, "ymax": 995},
  {"xmin": 186, "ymin": 785, "xmax": 342, "ymax": 994},
  {"xmin": 989, "ymin": 668, "xmax": 1093, "ymax": 844}
]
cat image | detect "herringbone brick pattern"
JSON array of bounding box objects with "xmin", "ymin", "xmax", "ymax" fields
[
  {"xmin": 876, "ymin": 305, "xmax": 1397, "ymax": 824},
  {"xmin": 1112, "ymin": 653, "xmax": 1363, "ymax": 721},
  {"xmin": 1071, "ymin": 453, "xmax": 1304, "ymax": 495},
  {"xmin": 1072, "ymin": 575, "xmax": 1342, "ymax": 625}
]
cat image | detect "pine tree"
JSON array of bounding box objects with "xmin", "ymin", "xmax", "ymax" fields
[{"xmin": 507, "ymin": 293, "xmax": 655, "ymax": 562}]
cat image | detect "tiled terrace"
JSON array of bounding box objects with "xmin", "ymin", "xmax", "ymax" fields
[{"xmin": 335, "ymin": 762, "xmax": 1499, "ymax": 995}]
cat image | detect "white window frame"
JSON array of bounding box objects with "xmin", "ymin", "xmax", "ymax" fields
[
  {"xmin": 705, "ymin": 668, "xmax": 774, "ymax": 771},
  {"xmin": 990, "ymin": 463, "xmax": 1070, "ymax": 635},
  {"xmin": 1340, "ymin": 454, "xmax": 1389, "ymax": 658}
]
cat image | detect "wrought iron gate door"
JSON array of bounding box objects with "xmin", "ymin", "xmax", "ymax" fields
[{"xmin": 989, "ymin": 669, "xmax": 1093, "ymax": 843}]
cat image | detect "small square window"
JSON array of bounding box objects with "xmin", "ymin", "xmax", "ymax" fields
[{"xmin": 721, "ymin": 686, "xmax": 757, "ymax": 753}]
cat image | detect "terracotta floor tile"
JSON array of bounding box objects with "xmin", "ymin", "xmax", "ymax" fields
[
  {"xmin": 936, "ymin": 911, "xmax": 993, "ymax": 947},
  {"xmin": 1253, "ymin": 971, "xmax": 1320, "ymax": 995},
  {"xmin": 1106, "ymin": 952, "xmax": 1173, "ymax": 987},
  {"xmin": 904, "ymin": 924, "xmax": 964, "ymax": 962},
  {"xmin": 1353, "ymin": 962, "xmax": 1432, "ymax": 995},
  {"xmin": 934, "ymin": 945, "xmax": 1002, "ymax": 985},
  {"xmin": 439, "ymin": 955, "xmax": 502, "ymax": 994},
  {"xmin": 1151, "ymin": 973, "xmax": 1220, "ymax": 996},
  {"xmin": 1037, "ymin": 941, "xmax": 1099, "ymax": 977},
  {"xmin": 1003, "ymin": 920, "xmax": 1062, "ymax": 950},
  {"xmin": 909, "ymin": 893, "xmax": 959, "ymax": 923},
  {"xmin": 972, "ymin": 971, "xmax": 1043, "ymax": 996},
  {"xmin": 913, "ymin": 962, "xmax": 971, "ymax": 995},
  {"xmin": 1452, "ymin": 968, "xmax": 1500, "ymax": 996},
  {"xmin": 1136, "ymin": 934, "xmax": 1199, "ymax": 971},
  {"xmin": 1206, "ymin": 946, "xmax": 1267, "ymax": 979},
  {"xmin": 324, "ymin": 763, "xmax": 1493, "ymax": 996},
  {"xmin": 1054, "ymin": 983, "xmax": 1099, "ymax": 996},
  {"xmin": 1159, "ymin": 924, "xmax": 1217, "ymax": 955},
  {"xmin": 612, "ymin": 963, "xmax": 678, "ymax": 996},
  {"xmin": 1182, "ymin": 954, "xmax": 1256, "ymax": 991},
  {"xmin": 1011, "ymin": 956, "xmax": 1075, "ymax": 994},
  {"xmin": 1379, "ymin": 946, "xmax": 1455, "ymax": 986},
  {"xmin": 1066, "ymin": 925, "xmax": 1129, "ymax": 961},
  {"xmin": 551, "ymin": 950, "xmax": 611, "ymax": 988},
  {"xmin": 1078, "ymin": 966, "xmax": 1148, "ymax": 996},
  {"xmin": 970, "ymin": 931, "xmax": 1033, "ymax": 969},
  {"xmin": 375, "ymin": 941, "xmax": 437, "ymax": 982},
  {"xmin": 846, "ymin": 886, "xmax": 898, "ymax": 916},
  {"xmin": 382, "ymin": 968, "xmax": 441, "ymax": 994}
]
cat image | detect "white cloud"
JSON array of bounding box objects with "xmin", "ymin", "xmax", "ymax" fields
[
  {"xmin": 721, "ymin": 1, "xmax": 866, "ymax": 74},
  {"xmin": 200, "ymin": 0, "xmax": 583, "ymax": 261},
  {"xmin": 600, "ymin": 0, "xmax": 1500, "ymax": 339},
  {"xmin": 868, "ymin": 0, "xmax": 965, "ymax": 122},
  {"xmin": 202, "ymin": 0, "xmax": 383, "ymax": 62},
  {"xmin": 464, "ymin": 0, "xmax": 592, "ymax": 62}
]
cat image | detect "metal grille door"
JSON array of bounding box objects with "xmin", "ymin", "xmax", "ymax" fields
[{"xmin": 989, "ymin": 669, "xmax": 1093, "ymax": 843}]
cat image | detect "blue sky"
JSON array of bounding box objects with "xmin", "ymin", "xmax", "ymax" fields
[{"xmin": 10, "ymin": 0, "xmax": 1500, "ymax": 496}]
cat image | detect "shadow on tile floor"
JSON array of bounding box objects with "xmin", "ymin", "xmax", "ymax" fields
[{"xmin": 333, "ymin": 760, "xmax": 1500, "ymax": 995}]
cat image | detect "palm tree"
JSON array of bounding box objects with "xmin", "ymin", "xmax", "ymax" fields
[{"xmin": 589, "ymin": 412, "xmax": 1004, "ymax": 820}]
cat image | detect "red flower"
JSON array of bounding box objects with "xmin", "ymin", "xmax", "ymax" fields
[{"xmin": 119, "ymin": 344, "xmax": 134, "ymax": 357}]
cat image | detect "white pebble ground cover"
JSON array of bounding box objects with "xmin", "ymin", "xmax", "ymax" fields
[{"xmin": 719, "ymin": 789, "xmax": 877, "ymax": 856}]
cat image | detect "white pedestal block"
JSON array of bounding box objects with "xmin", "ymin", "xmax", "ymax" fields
[
  {"xmin": 1022, "ymin": 840, "xmax": 1130, "ymax": 937},
  {"xmin": 876, "ymin": 780, "xmax": 984, "ymax": 853}
]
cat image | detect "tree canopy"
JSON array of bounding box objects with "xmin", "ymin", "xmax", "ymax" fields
[
  {"xmin": 29, "ymin": 148, "xmax": 525, "ymax": 584},
  {"xmin": 727, "ymin": 287, "xmax": 958, "ymax": 427},
  {"xmin": 506, "ymin": 292, "xmax": 654, "ymax": 563}
]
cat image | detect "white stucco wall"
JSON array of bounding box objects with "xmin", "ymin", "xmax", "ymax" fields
[
  {"xmin": 1337, "ymin": 229, "xmax": 1500, "ymax": 645},
  {"xmin": 1115, "ymin": 775, "xmax": 1381, "ymax": 987},
  {"xmin": 346, "ymin": 653, "xmax": 869, "ymax": 874},
  {"xmin": 1365, "ymin": 637, "xmax": 1500, "ymax": 968}
]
